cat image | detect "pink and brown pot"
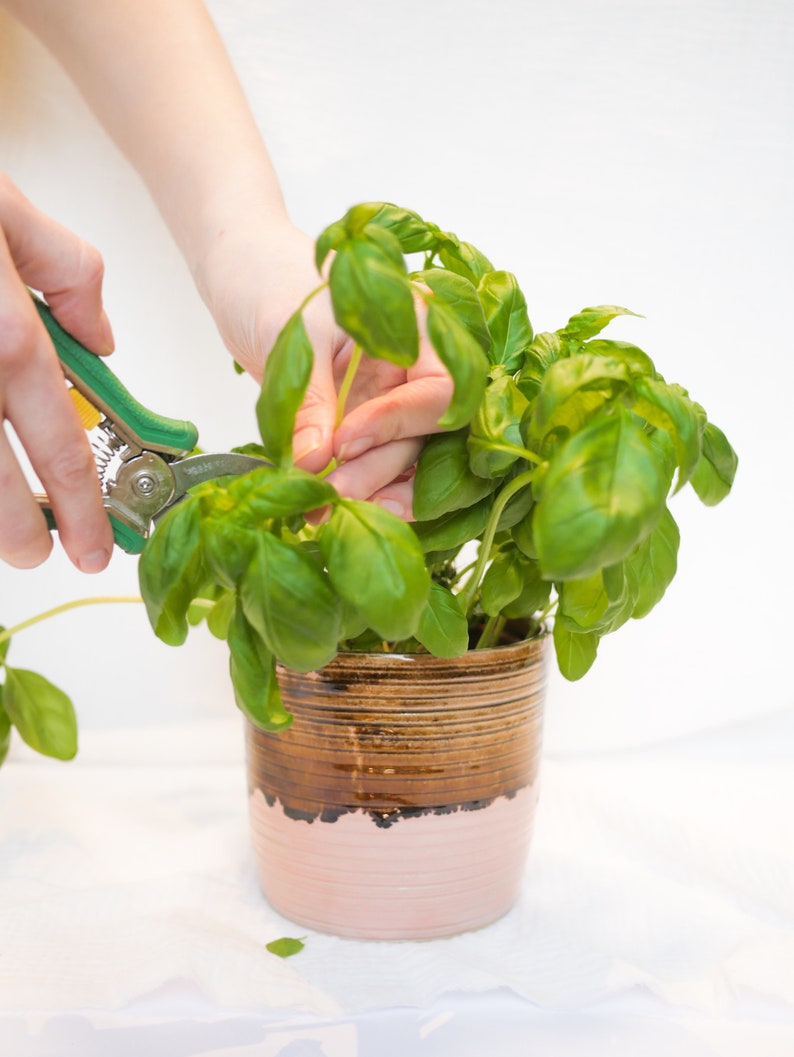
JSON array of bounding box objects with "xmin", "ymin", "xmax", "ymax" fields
[{"xmin": 245, "ymin": 633, "xmax": 548, "ymax": 940}]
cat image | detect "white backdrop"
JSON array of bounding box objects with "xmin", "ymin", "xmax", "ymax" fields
[{"xmin": 1, "ymin": 0, "xmax": 791, "ymax": 756}]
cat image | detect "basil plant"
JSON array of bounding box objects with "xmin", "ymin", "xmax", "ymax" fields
[{"xmin": 138, "ymin": 202, "xmax": 738, "ymax": 733}]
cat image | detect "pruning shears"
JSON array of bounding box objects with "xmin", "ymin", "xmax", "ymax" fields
[{"xmin": 32, "ymin": 293, "xmax": 268, "ymax": 554}]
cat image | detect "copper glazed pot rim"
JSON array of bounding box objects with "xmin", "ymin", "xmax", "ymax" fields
[{"xmin": 277, "ymin": 625, "xmax": 549, "ymax": 674}]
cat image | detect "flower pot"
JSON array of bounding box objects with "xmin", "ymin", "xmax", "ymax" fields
[{"xmin": 245, "ymin": 633, "xmax": 548, "ymax": 940}]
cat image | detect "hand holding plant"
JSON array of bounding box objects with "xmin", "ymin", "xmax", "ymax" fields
[{"xmin": 138, "ymin": 202, "xmax": 738, "ymax": 732}]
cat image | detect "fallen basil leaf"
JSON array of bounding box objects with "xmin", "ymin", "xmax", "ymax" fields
[{"xmin": 265, "ymin": 937, "xmax": 306, "ymax": 958}]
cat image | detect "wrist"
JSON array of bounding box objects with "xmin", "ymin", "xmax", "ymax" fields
[{"xmin": 187, "ymin": 189, "xmax": 295, "ymax": 310}]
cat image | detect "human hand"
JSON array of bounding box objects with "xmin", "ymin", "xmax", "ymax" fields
[
  {"xmin": 198, "ymin": 217, "xmax": 453, "ymax": 519},
  {"xmin": 0, "ymin": 173, "xmax": 115, "ymax": 571}
]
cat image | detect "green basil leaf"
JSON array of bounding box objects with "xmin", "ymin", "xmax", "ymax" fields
[
  {"xmin": 139, "ymin": 499, "xmax": 208, "ymax": 647},
  {"xmin": 584, "ymin": 339, "xmax": 656, "ymax": 377},
  {"xmin": 187, "ymin": 584, "xmax": 223, "ymax": 627},
  {"xmin": 329, "ymin": 238, "xmax": 418, "ymax": 366},
  {"xmin": 339, "ymin": 598, "xmax": 370, "ymax": 643},
  {"xmin": 3, "ymin": 667, "xmax": 77, "ymax": 760},
  {"xmin": 419, "ymin": 268, "xmax": 490, "ymax": 353},
  {"xmin": 437, "ymin": 237, "xmax": 494, "ymax": 284},
  {"xmin": 557, "ymin": 571, "xmax": 609, "ymax": 631},
  {"xmin": 501, "ymin": 554, "xmax": 551, "ymax": 619},
  {"xmin": 468, "ymin": 374, "xmax": 530, "ymax": 478},
  {"xmin": 413, "ymin": 430, "xmax": 495, "ymax": 521},
  {"xmin": 0, "ymin": 627, "xmax": 9, "ymax": 664},
  {"xmin": 0, "ymin": 699, "xmax": 11, "ymax": 767},
  {"xmin": 241, "ymin": 533, "xmax": 342, "ymax": 672},
  {"xmin": 625, "ymin": 507, "xmax": 680, "ymax": 618},
  {"xmin": 477, "ymin": 271, "xmax": 533, "ymax": 371},
  {"xmin": 359, "ymin": 202, "xmax": 435, "ymax": 253},
  {"xmin": 689, "ymin": 421, "xmax": 738, "ymax": 506},
  {"xmin": 527, "ymin": 390, "xmax": 608, "ymax": 460},
  {"xmin": 227, "ymin": 466, "xmax": 339, "ymax": 520},
  {"xmin": 315, "ymin": 219, "xmax": 348, "ymax": 271},
  {"xmin": 227, "ymin": 602, "xmax": 292, "ymax": 731},
  {"xmin": 553, "ymin": 619, "xmax": 599, "ymax": 681},
  {"xmin": 527, "ymin": 354, "xmax": 630, "ymax": 442},
  {"xmin": 516, "ymin": 331, "xmax": 564, "ymax": 401},
  {"xmin": 206, "ymin": 588, "xmax": 237, "ymax": 640},
  {"xmin": 266, "ymin": 936, "xmax": 306, "ymax": 958},
  {"xmin": 631, "ymin": 377, "xmax": 701, "ymax": 491},
  {"xmin": 534, "ymin": 407, "xmax": 668, "ymax": 580},
  {"xmin": 415, "ymin": 583, "xmax": 469, "ymax": 657},
  {"xmin": 557, "ymin": 562, "xmax": 636, "ymax": 635},
  {"xmin": 256, "ymin": 310, "xmax": 314, "ymax": 466},
  {"xmin": 480, "ymin": 549, "xmax": 523, "ymax": 616},
  {"xmin": 411, "ymin": 496, "xmax": 493, "ymax": 554},
  {"xmin": 199, "ymin": 470, "xmax": 339, "ymax": 589},
  {"xmin": 320, "ymin": 500, "xmax": 430, "ymax": 641},
  {"xmin": 201, "ymin": 511, "xmax": 258, "ymax": 589},
  {"xmin": 561, "ymin": 305, "xmax": 642, "ymax": 342},
  {"xmin": 511, "ymin": 507, "xmax": 537, "ymax": 559},
  {"xmin": 230, "ymin": 442, "xmax": 270, "ymax": 460},
  {"xmin": 418, "ymin": 268, "xmax": 490, "ymax": 429},
  {"xmin": 495, "ymin": 479, "xmax": 535, "ymax": 531}
]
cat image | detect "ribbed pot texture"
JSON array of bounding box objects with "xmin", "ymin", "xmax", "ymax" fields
[{"xmin": 245, "ymin": 634, "xmax": 548, "ymax": 940}]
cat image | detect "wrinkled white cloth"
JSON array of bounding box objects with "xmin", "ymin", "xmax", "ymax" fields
[{"xmin": 1, "ymin": 710, "xmax": 793, "ymax": 1018}]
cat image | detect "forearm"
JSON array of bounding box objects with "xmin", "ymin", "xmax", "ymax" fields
[{"xmin": 3, "ymin": 0, "xmax": 289, "ymax": 280}]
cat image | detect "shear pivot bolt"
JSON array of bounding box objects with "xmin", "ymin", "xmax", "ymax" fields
[{"xmin": 132, "ymin": 473, "xmax": 157, "ymax": 497}]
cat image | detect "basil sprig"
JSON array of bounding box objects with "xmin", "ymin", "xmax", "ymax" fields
[{"xmin": 135, "ymin": 200, "xmax": 738, "ymax": 734}]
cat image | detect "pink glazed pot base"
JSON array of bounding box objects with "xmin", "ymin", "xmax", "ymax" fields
[
  {"xmin": 245, "ymin": 634, "xmax": 547, "ymax": 940},
  {"xmin": 249, "ymin": 783, "xmax": 540, "ymax": 940}
]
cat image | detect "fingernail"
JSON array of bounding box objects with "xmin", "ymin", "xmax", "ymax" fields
[
  {"xmin": 99, "ymin": 310, "xmax": 115, "ymax": 354},
  {"xmin": 374, "ymin": 498, "xmax": 405, "ymax": 519},
  {"xmin": 77, "ymin": 548, "xmax": 111, "ymax": 574},
  {"xmin": 294, "ymin": 427, "xmax": 324, "ymax": 464},
  {"xmin": 338, "ymin": 436, "xmax": 374, "ymax": 462}
]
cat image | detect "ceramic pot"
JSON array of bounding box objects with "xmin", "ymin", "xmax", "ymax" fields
[{"xmin": 245, "ymin": 633, "xmax": 548, "ymax": 940}]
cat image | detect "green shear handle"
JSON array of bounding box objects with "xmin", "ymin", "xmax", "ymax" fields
[
  {"xmin": 33, "ymin": 294, "xmax": 198, "ymax": 455},
  {"xmin": 31, "ymin": 293, "xmax": 199, "ymax": 554}
]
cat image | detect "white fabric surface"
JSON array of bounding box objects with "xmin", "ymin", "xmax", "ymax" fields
[{"xmin": 2, "ymin": 709, "xmax": 793, "ymax": 1021}]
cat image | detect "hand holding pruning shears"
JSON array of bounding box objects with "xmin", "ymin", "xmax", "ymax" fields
[{"xmin": 0, "ymin": 176, "xmax": 453, "ymax": 571}]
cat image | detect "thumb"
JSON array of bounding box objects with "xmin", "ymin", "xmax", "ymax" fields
[{"xmin": 0, "ymin": 174, "xmax": 113, "ymax": 355}]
